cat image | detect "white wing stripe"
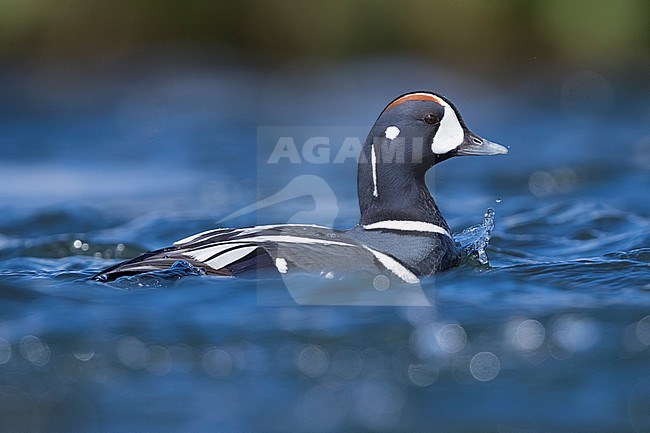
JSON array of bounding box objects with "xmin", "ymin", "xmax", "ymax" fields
[
  {"xmin": 175, "ymin": 224, "xmax": 334, "ymax": 246},
  {"xmin": 232, "ymin": 224, "xmax": 330, "ymax": 237},
  {"xmin": 183, "ymin": 243, "xmax": 248, "ymax": 262},
  {"xmin": 362, "ymin": 246, "xmax": 419, "ymax": 284},
  {"xmin": 174, "ymin": 228, "xmax": 230, "ymax": 246},
  {"xmin": 362, "ymin": 220, "xmax": 451, "ymax": 238},
  {"xmin": 205, "ymin": 246, "xmax": 259, "ymax": 271},
  {"xmin": 228, "ymin": 235, "xmax": 354, "ymax": 247}
]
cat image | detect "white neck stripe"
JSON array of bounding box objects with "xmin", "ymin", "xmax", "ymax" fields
[
  {"xmin": 362, "ymin": 220, "xmax": 451, "ymax": 238},
  {"xmin": 371, "ymin": 144, "xmax": 378, "ymax": 197}
]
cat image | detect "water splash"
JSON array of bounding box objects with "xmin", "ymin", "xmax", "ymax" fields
[
  {"xmin": 453, "ymin": 208, "xmax": 496, "ymax": 266},
  {"xmin": 108, "ymin": 260, "xmax": 207, "ymax": 289}
]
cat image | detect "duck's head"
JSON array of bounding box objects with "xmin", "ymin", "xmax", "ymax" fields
[
  {"xmin": 367, "ymin": 91, "xmax": 508, "ymax": 168},
  {"xmin": 357, "ymin": 91, "xmax": 508, "ymax": 223}
]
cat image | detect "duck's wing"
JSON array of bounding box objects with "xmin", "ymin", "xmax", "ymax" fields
[{"xmin": 92, "ymin": 224, "xmax": 420, "ymax": 283}]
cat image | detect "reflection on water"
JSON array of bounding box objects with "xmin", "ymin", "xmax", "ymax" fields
[{"xmin": 0, "ymin": 58, "xmax": 649, "ymax": 432}]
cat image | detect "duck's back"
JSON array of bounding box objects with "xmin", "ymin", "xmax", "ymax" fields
[{"xmin": 93, "ymin": 224, "xmax": 427, "ymax": 283}]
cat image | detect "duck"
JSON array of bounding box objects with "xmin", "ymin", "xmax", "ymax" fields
[{"xmin": 93, "ymin": 91, "xmax": 507, "ymax": 283}]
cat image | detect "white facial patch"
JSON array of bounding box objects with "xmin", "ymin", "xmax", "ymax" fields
[
  {"xmin": 385, "ymin": 126, "xmax": 400, "ymax": 140},
  {"xmin": 431, "ymin": 101, "xmax": 464, "ymax": 155}
]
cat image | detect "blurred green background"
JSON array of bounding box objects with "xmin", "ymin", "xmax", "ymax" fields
[{"xmin": 1, "ymin": 0, "xmax": 648, "ymax": 74}]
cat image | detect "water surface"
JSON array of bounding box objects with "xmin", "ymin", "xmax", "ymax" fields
[{"xmin": 1, "ymin": 57, "xmax": 649, "ymax": 432}]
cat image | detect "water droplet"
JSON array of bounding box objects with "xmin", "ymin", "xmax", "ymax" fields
[
  {"xmin": 496, "ymin": 197, "xmax": 502, "ymax": 203},
  {"xmin": 116, "ymin": 336, "xmax": 146, "ymax": 369},
  {"xmin": 469, "ymin": 351, "xmax": 500, "ymax": 381},
  {"xmin": 73, "ymin": 342, "xmax": 95, "ymax": 361},
  {"xmin": 478, "ymin": 209, "xmax": 495, "ymax": 265},
  {"xmin": 515, "ymin": 319, "xmax": 546, "ymax": 350},
  {"xmin": 407, "ymin": 363, "xmax": 439, "ymax": 386},
  {"xmin": 636, "ymin": 316, "xmax": 650, "ymax": 345},
  {"xmin": 145, "ymin": 345, "xmax": 172, "ymax": 376},
  {"xmin": 296, "ymin": 345, "xmax": 329, "ymax": 377},
  {"xmin": 202, "ymin": 347, "xmax": 233, "ymax": 378},
  {"xmin": 529, "ymin": 170, "xmax": 556, "ymax": 197},
  {"xmin": 0, "ymin": 339, "xmax": 12, "ymax": 364},
  {"xmin": 20, "ymin": 335, "xmax": 50, "ymax": 367},
  {"xmin": 453, "ymin": 208, "xmax": 496, "ymax": 266},
  {"xmin": 373, "ymin": 275, "xmax": 390, "ymax": 291},
  {"xmin": 437, "ymin": 324, "xmax": 467, "ymax": 353}
]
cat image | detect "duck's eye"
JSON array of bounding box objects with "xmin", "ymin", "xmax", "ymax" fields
[{"xmin": 423, "ymin": 113, "xmax": 438, "ymax": 125}]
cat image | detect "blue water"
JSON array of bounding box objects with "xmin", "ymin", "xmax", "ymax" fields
[{"xmin": 1, "ymin": 56, "xmax": 649, "ymax": 432}]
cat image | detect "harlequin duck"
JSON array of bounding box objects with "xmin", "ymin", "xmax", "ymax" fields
[{"xmin": 93, "ymin": 91, "xmax": 507, "ymax": 283}]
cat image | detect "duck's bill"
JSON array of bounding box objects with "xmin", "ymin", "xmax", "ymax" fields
[{"xmin": 455, "ymin": 134, "xmax": 508, "ymax": 156}]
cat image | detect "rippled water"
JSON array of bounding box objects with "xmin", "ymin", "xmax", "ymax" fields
[{"xmin": 1, "ymin": 57, "xmax": 649, "ymax": 432}]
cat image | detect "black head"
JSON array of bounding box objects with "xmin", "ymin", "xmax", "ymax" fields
[
  {"xmin": 367, "ymin": 91, "xmax": 508, "ymax": 169},
  {"xmin": 357, "ymin": 91, "xmax": 507, "ymax": 225}
]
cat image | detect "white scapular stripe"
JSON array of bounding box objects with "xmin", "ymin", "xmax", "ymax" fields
[
  {"xmin": 205, "ymin": 246, "xmax": 258, "ymax": 270},
  {"xmin": 363, "ymin": 246, "xmax": 419, "ymax": 284},
  {"xmin": 183, "ymin": 242, "xmax": 248, "ymax": 262},
  {"xmin": 174, "ymin": 228, "xmax": 229, "ymax": 245},
  {"xmin": 176, "ymin": 224, "xmax": 332, "ymax": 246},
  {"xmin": 234, "ymin": 235, "xmax": 353, "ymax": 246},
  {"xmin": 431, "ymin": 100, "xmax": 464, "ymax": 155},
  {"xmin": 232, "ymin": 223, "xmax": 328, "ymax": 237},
  {"xmin": 362, "ymin": 220, "xmax": 451, "ymax": 238},
  {"xmin": 385, "ymin": 126, "xmax": 400, "ymax": 140},
  {"xmin": 275, "ymin": 257, "xmax": 288, "ymax": 273},
  {"xmin": 371, "ymin": 144, "xmax": 378, "ymax": 197}
]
